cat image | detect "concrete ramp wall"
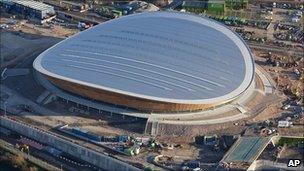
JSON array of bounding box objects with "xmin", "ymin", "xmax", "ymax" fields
[{"xmin": 0, "ymin": 116, "xmax": 140, "ymax": 171}]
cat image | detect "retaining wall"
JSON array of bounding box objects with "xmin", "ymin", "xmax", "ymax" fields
[{"xmin": 0, "ymin": 116, "xmax": 140, "ymax": 171}]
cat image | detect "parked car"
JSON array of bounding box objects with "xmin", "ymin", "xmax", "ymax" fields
[{"xmin": 282, "ymin": 104, "xmax": 291, "ymax": 110}]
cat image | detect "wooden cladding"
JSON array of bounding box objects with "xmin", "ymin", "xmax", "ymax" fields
[{"xmin": 46, "ymin": 75, "xmax": 222, "ymax": 113}]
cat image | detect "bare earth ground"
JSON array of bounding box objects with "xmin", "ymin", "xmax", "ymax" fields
[
  {"xmin": 0, "ymin": 16, "xmax": 77, "ymax": 38},
  {"xmin": 0, "ymin": 31, "xmax": 61, "ymax": 68},
  {"xmin": 277, "ymin": 146, "xmax": 304, "ymax": 163}
]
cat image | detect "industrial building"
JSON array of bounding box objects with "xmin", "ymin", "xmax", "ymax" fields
[
  {"xmin": 182, "ymin": 0, "xmax": 225, "ymax": 13},
  {"xmin": 182, "ymin": 0, "xmax": 248, "ymax": 13},
  {"xmin": 59, "ymin": 1, "xmax": 89, "ymax": 13},
  {"xmin": 0, "ymin": 0, "xmax": 56, "ymax": 23},
  {"xmin": 33, "ymin": 11, "xmax": 255, "ymax": 113}
]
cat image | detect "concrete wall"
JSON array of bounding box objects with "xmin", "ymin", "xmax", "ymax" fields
[{"xmin": 0, "ymin": 117, "xmax": 140, "ymax": 171}]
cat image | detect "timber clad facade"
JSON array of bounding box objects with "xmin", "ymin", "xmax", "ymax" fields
[{"xmin": 47, "ymin": 75, "xmax": 222, "ymax": 113}]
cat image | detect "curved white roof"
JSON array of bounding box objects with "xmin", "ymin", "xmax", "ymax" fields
[{"xmin": 33, "ymin": 11, "xmax": 254, "ymax": 104}]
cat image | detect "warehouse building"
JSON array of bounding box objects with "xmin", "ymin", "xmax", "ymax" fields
[{"xmin": 0, "ymin": 0, "xmax": 56, "ymax": 23}]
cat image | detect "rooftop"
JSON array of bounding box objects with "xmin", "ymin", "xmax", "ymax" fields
[
  {"xmin": 8, "ymin": 0, "xmax": 54, "ymax": 11},
  {"xmin": 34, "ymin": 11, "xmax": 254, "ymax": 104}
]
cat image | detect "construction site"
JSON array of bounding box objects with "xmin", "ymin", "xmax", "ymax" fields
[{"xmin": 1, "ymin": 0, "xmax": 303, "ymax": 171}]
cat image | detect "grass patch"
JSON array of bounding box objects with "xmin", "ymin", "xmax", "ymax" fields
[{"xmin": 277, "ymin": 137, "xmax": 304, "ymax": 147}]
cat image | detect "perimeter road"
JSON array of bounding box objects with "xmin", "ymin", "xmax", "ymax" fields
[{"xmin": 248, "ymin": 43, "xmax": 304, "ymax": 58}]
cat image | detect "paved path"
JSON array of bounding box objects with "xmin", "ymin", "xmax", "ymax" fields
[
  {"xmin": 0, "ymin": 84, "xmax": 58, "ymax": 116},
  {"xmin": 255, "ymin": 65, "xmax": 275, "ymax": 94},
  {"xmin": 221, "ymin": 136, "xmax": 272, "ymax": 163},
  {"xmin": 36, "ymin": 90, "xmax": 51, "ymax": 104},
  {"xmin": 1, "ymin": 68, "xmax": 30, "ymax": 80},
  {"xmin": 158, "ymin": 113, "xmax": 248, "ymax": 125}
]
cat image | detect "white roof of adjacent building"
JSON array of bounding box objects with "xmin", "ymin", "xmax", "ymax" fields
[
  {"xmin": 9, "ymin": 0, "xmax": 54, "ymax": 11},
  {"xmin": 33, "ymin": 11, "xmax": 254, "ymax": 104}
]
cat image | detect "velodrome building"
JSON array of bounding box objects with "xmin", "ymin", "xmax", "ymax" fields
[{"xmin": 33, "ymin": 11, "xmax": 255, "ymax": 113}]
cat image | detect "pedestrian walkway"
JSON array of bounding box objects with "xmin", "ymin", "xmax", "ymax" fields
[
  {"xmin": 221, "ymin": 136, "xmax": 272, "ymax": 163},
  {"xmin": 1, "ymin": 68, "xmax": 30, "ymax": 80},
  {"xmin": 255, "ymin": 66, "xmax": 274, "ymax": 94}
]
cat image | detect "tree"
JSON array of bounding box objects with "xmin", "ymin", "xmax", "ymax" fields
[
  {"xmin": 11, "ymin": 154, "xmax": 26, "ymax": 167},
  {"xmin": 28, "ymin": 166, "xmax": 38, "ymax": 171}
]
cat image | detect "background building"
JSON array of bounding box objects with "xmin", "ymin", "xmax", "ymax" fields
[
  {"xmin": 0, "ymin": 0, "xmax": 56, "ymax": 23},
  {"xmin": 59, "ymin": 0, "xmax": 89, "ymax": 13},
  {"xmin": 182, "ymin": 0, "xmax": 248, "ymax": 14},
  {"xmin": 182, "ymin": 0, "xmax": 225, "ymax": 14}
]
